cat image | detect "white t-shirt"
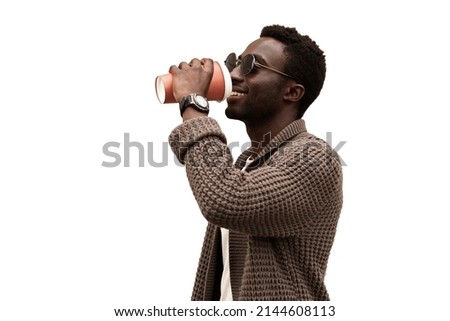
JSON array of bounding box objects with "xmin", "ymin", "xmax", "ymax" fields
[{"xmin": 220, "ymin": 227, "xmax": 233, "ymax": 301}]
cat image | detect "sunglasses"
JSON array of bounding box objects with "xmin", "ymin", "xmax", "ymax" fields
[{"xmin": 224, "ymin": 52, "xmax": 297, "ymax": 81}]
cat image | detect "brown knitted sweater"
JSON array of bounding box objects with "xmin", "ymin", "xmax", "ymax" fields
[{"xmin": 169, "ymin": 117, "xmax": 343, "ymax": 301}]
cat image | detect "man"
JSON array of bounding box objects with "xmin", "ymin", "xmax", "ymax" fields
[{"xmin": 167, "ymin": 25, "xmax": 343, "ymax": 301}]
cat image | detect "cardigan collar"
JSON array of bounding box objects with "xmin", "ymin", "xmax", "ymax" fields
[{"xmin": 235, "ymin": 119, "xmax": 307, "ymax": 170}]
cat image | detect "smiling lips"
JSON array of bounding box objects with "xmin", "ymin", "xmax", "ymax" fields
[{"xmin": 230, "ymin": 91, "xmax": 247, "ymax": 97}]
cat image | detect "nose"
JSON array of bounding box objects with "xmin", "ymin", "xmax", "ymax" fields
[{"xmin": 229, "ymin": 64, "xmax": 244, "ymax": 80}]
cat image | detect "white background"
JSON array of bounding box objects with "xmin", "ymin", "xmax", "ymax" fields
[{"xmin": 1, "ymin": 0, "xmax": 449, "ymax": 320}]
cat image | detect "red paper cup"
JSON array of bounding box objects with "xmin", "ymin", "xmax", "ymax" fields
[{"xmin": 155, "ymin": 61, "xmax": 232, "ymax": 104}]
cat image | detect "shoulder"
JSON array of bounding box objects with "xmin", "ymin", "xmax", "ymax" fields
[{"xmin": 269, "ymin": 132, "xmax": 342, "ymax": 172}]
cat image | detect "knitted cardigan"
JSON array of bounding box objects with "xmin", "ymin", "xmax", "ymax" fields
[{"xmin": 169, "ymin": 117, "xmax": 343, "ymax": 301}]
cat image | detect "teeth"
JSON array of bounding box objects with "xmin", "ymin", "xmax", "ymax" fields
[{"xmin": 231, "ymin": 91, "xmax": 247, "ymax": 96}]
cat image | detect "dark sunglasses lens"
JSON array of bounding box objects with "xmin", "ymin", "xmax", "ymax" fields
[
  {"xmin": 225, "ymin": 53, "xmax": 237, "ymax": 72},
  {"xmin": 241, "ymin": 55, "xmax": 255, "ymax": 75}
]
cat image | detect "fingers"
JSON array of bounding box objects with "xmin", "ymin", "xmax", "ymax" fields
[
  {"xmin": 168, "ymin": 58, "xmax": 214, "ymax": 74},
  {"xmin": 200, "ymin": 58, "xmax": 213, "ymax": 69},
  {"xmin": 168, "ymin": 64, "xmax": 178, "ymax": 73},
  {"xmin": 173, "ymin": 58, "xmax": 213, "ymax": 69},
  {"xmin": 189, "ymin": 58, "xmax": 201, "ymax": 67},
  {"xmin": 179, "ymin": 61, "xmax": 190, "ymax": 69},
  {"xmin": 168, "ymin": 61, "xmax": 190, "ymax": 73}
]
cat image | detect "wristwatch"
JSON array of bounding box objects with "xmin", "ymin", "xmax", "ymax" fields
[{"xmin": 179, "ymin": 93, "xmax": 209, "ymax": 116}]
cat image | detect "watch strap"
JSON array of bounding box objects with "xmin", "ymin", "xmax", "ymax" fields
[{"xmin": 179, "ymin": 94, "xmax": 209, "ymax": 116}]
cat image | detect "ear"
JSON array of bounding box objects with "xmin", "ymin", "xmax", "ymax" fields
[{"xmin": 283, "ymin": 84, "xmax": 305, "ymax": 102}]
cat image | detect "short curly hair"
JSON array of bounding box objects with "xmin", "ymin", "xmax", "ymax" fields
[{"xmin": 260, "ymin": 25, "xmax": 326, "ymax": 118}]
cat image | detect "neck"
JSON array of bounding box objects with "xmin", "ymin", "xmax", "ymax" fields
[{"xmin": 245, "ymin": 118, "xmax": 294, "ymax": 155}]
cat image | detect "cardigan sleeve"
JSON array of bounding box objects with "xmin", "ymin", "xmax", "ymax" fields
[{"xmin": 169, "ymin": 116, "xmax": 343, "ymax": 238}]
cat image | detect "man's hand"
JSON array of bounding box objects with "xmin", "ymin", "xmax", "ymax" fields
[{"xmin": 169, "ymin": 58, "xmax": 214, "ymax": 102}]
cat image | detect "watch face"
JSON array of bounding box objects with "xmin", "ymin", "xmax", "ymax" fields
[{"xmin": 195, "ymin": 95, "xmax": 208, "ymax": 107}]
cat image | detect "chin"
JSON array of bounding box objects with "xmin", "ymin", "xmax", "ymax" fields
[{"xmin": 225, "ymin": 106, "xmax": 240, "ymax": 120}]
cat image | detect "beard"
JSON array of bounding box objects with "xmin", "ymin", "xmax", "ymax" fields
[{"xmin": 225, "ymin": 97, "xmax": 279, "ymax": 125}]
